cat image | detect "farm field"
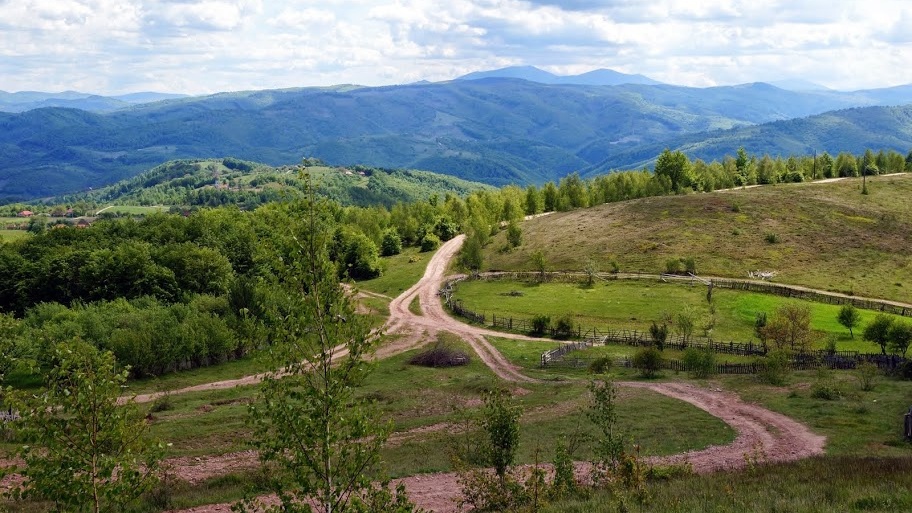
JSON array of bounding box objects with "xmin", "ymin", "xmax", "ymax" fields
[
  {"xmin": 485, "ymin": 174, "xmax": 912, "ymax": 304},
  {"xmin": 0, "ymin": 229, "xmax": 28, "ymax": 242},
  {"xmin": 453, "ymin": 278, "xmax": 908, "ymax": 352}
]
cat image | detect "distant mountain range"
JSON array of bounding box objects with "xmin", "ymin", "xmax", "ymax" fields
[
  {"xmin": 456, "ymin": 65, "xmax": 662, "ymax": 86},
  {"xmin": 0, "ymin": 91, "xmax": 187, "ymax": 113},
  {"xmin": 3, "ymin": 69, "xmax": 912, "ymax": 201}
]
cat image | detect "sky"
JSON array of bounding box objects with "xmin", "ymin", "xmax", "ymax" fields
[{"xmin": 2, "ymin": 0, "xmax": 911, "ymax": 95}]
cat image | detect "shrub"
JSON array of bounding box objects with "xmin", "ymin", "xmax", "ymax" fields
[
  {"xmin": 664, "ymin": 258, "xmax": 682, "ymax": 274},
  {"xmin": 649, "ymin": 321, "xmax": 668, "ymax": 351},
  {"xmin": 682, "ymin": 348, "xmax": 716, "ymax": 379},
  {"xmin": 764, "ymin": 232, "xmax": 780, "ymax": 244},
  {"xmin": 856, "ymin": 362, "xmax": 879, "ymax": 391},
  {"xmin": 811, "ymin": 372, "xmax": 842, "ymax": 400},
  {"xmin": 631, "ymin": 347, "xmax": 662, "ymax": 378},
  {"xmin": 554, "ymin": 315, "xmax": 576, "ymax": 339},
  {"xmin": 506, "ymin": 222, "xmax": 523, "ymax": 249},
  {"xmin": 683, "ymin": 256, "xmax": 697, "ymax": 275},
  {"xmin": 758, "ymin": 350, "xmax": 790, "ymax": 385},
  {"xmin": 380, "ymin": 229, "xmax": 402, "ymax": 257},
  {"xmin": 530, "ymin": 315, "xmax": 550, "ymax": 336},
  {"xmin": 588, "ymin": 356, "xmax": 613, "ymax": 375},
  {"xmin": 420, "ymin": 233, "xmax": 441, "ymax": 252}
]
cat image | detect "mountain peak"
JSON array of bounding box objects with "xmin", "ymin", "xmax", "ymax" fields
[{"xmin": 455, "ymin": 66, "xmax": 661, "ymax": 86}]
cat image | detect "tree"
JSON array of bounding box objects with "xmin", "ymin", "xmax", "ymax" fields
[
  {"xmin": 863, "ymin": 314, "xmax": 894, "ymax": 355},
  {"xmin": 380, "ymin": 228, "xmax": 402, "ymax": 257},
  {"xmin": 506, "ymin": 221, "xmax": 523, "ymax": 249},
  {"xmin": 760, "ymin": 304, "xmax": 813, "ymax": 352},
  {"xmin": 675, "ymin": 306, "xmax": 698, "ymax": 344},
  {"xmin": 240, "ymin": 195, "xmax": 414, "ymax": 513},
  {"xmin": 631, "ymin": 347, "xmax": 662, "ymax": 378},
  {"xmin": 481, "ymin": 390, "xmax": 522, "ymax": 482},
  {"xmin": 654, "ymin": 149, "xmax": 693, "ymax": 192},
  {"xmin": 530, "ymin": 250, "xmax": 547, "ymax": 282},
  {"xmin": 583, "ymin": 257, "xmax": 599, "ymax": 287},
  {"xmin": 837, "ymin": 304, "xmax": 860, "ymax": 338},
  {"xmin": 888, "ymin": 321, "xmax": 912, "ymax": 357},
  {"xmin": 587, "ymin": 379, "xmax": 624, "ymax": 485},
  {"xmin": 457, "ymin": 234, "xmax": 484, "ymax": 272},
  {"xmin": 8, "ymin": 341, "xmax": 161, "ymax": 513}
]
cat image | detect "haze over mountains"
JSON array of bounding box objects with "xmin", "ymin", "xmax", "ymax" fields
[{"xmin": 2, "ymin": 67, "xmax": 912, "ymax": 201}]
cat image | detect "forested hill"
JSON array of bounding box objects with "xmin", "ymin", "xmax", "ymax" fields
[
  {"xmin": 59, "ymin": 158, "xmax": 494, "ymax": 209},
  {"xmin": 583, "ymin": 105, "xmax": 912, "ymax": 175},
  {"xmin": 6, "ymin": 78, "xmax": 912, "ymax": 201}
]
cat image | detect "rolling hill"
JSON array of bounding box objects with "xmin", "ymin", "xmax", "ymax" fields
[
  {"xmin": 4, "ymin": 78, "xmax": 912, "ymax": 201},
  {"xmin": 486, "ymin": 173, "xmax": 912, "ymax": 304},
  {"xmin": 61, "ymin": 158, "xmax": 494, "ymax": 209}
]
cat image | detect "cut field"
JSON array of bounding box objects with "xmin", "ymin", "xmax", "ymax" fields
[
  {"xmin": 454, "ymin": 279, "xmax": 905, "ymax": 352},
  {"xmin": 0, "ymin": 229, "xmax": 29, "ymax": 242},
  {"xmin": 485, "ymin": 174, "xmax": 912, "ymax": 303}
]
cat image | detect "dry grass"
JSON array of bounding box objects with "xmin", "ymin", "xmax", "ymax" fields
[{"xmin": 486, "ymin": 174, "xmax": 912, "ymax": 303}]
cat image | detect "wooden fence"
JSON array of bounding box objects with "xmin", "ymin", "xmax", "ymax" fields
[{"xmin": 467, "ymin": 271, "xmax": 912, "ymax": 318}]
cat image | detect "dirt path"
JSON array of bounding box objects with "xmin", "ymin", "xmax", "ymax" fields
[{"xmin": 163, "ymin": 379, "xmax": 825, "ymax": 513}]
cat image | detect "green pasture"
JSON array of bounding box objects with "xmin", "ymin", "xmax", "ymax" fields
[
  {"xmin": 486, "ymin": 174, "xmax": 912, "ymax": 304},
  {"xmin": 454, "ymin": 279, "xmax": 908, "ymax": 352},
  {"xmin": 357, "ymin": 246, "xmax": 428, "ymax": 298},
  {"xmin": 0, "ymin": 229, "xmax": 29, "ymax": 242},
  {"xmin": 97, "ymin": 205, "xmax": 169, "ymax": 215}
]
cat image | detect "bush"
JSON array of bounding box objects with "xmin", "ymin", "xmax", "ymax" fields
[
  {"xmin": 856, "ymin": 362, "xmax": 879, "ymax": 391},
  {"xmin": 631, "ymin": 347, "xmax": 662, "ymax": 378},
  {"xmin": 664, "ymin": 258, "xmax": 682, "ymax": 274},
  {"xmin": 380, "ymin": 229, "xmax": 402, "ymax": 257},
  {"xmin": 506, "ymin": 222, "xmax": 522, "ymax": 249},
  {"xmin": 420, "ymin": 233, "xmax": 441, "ymax": 252},
  {"xmin": 554, "ymin": 315, "xmax": 576, "ymax": 339},
  {"xmin": 764, "ymin": 232, "xmax": 780, "ymax": 244},
  {"xmin": 408, "ymin": 343, "xmax": 470, "ymax": 368},
  {"xmin": 588, "ymin": 356, "xmax": 613, "ymax": 375},
  {"xmin": 811, "ymin": 372, "xmax": 842, "ymax": 400},
  {"xmin": 758, "ymin": 350, "xmax": 790, "ymax": 385},
  {"xmin": 682, "ymin": 348, "xmax": 715, "ymax": 379},
  {"xmin": 649, "ymin": 321, "xmax": 668, "ymax": 350},
  {"xmin": 530, "ymin": 315, "xmax": 550, "ymax": 336}
]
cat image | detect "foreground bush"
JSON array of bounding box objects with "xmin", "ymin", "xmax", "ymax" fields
[{"xmin": 631, "ymin": 347, "xmax": 662, "ymax": 378}]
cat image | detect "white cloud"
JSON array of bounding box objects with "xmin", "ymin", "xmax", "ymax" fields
[{"xmin": 1, "ymin": 0, "xmax": 911, "ymax": 94}]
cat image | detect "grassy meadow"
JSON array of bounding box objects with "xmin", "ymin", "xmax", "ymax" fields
[
  {"xmin": 486, "ymin": 174, "xmax": 912, "ymax": 303},
  {"xmin": 453, "ymin": 279, "xmax": 906, "ymax": 352}
]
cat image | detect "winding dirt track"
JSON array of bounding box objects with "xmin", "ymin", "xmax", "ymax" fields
[{"xmin": 3, "ymin": 235, "xmax": 827, "ymax": 512}]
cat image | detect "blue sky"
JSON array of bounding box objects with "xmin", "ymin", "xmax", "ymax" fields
[{"xmin": 1, "ymin": 0, "xmax": 909, "ymax": 95}]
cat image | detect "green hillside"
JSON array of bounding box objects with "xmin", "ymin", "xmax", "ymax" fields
[
  {"xmin": 485, "ymin": 174, "xmax": 912, "ymax": 303},
  {"xmin": 62, "ymin": 157, "xmax": 493, "ymax": 209}
]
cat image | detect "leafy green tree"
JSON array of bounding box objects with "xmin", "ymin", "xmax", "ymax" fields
[
  {"xmin": 888, "ymin": 321, "xmax": 912, "ymax": 357},
  {"xmin": 587, "ymin": 379, "xmax": 624, "ymax": 485},
  {"xmin": 542, "ymin": 182, "xmax": 559, "ymax": 212},
  {"xmin": 837, "ymin": 304, "xmax": 860, "ymax": 338},
  {"xmin": 654, "ymin": 149, "xmax": 694, "ymax": 192},
  {"xmin": 240, "ymin": 196, "xmax": 414, "ymax": 513},
  {"xmin": 481, "ymin": 390, "xmax": 522, "ymax": 482},
  {"xmin": 457, "ymin": 234, "xmax": 484, "ymax": 272},
  {"xmin": 524, "ymin": 185, "xmax": 543, "ymax": 215},
  {"xmin": 531, "ymin": 250, "xmax": 547, "ymax": 282},
  {"xmin": 863, "ymin": 314, "xmax": 894, "ymax": 355},
  {"xmin": 8, "ymin": 341, "xmax": 161, "ymax": 513},
  {"xmin": 506, "ymin": 221, "xmax": 523, "ymax": 249},
  {"xmin": 380, "ymin": 228, "xmax": 402, "ymax": 257},
  {"xmin": 631, "ymin": 347, "xmax": 662, "ymax": 378}
]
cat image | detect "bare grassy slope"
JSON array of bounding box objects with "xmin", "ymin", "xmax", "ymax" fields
[{"xmin": 486, "ymin": 174, "xmax": 912, "ymax": 303}]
